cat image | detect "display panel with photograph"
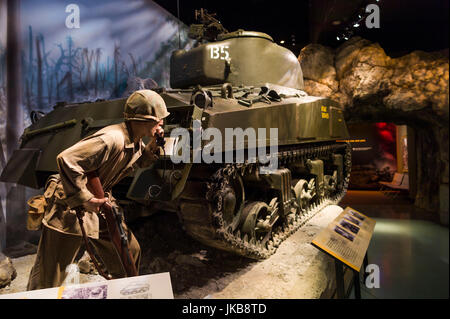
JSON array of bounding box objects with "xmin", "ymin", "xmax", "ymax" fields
[
  {"xmin": 61, "ymin": 285, "xmax": 108, "ymax": 299},
  {"xmin": 311, "ymin": 207, "xmax": 376, "ymax": 272},
  {"xmin": 334, "ymin": 225, "xmax": 355, "ymax": 241},
  {"xmin": 339, "ymin": 219, "xmax": 360, "ymax": 234},
  {"xmin": 343, "ymin": 214, "xmax": 361, "ymax": 226},
  {"xmin": 349, "ymin": 209, "xmax": 365, "ymax": 221}
]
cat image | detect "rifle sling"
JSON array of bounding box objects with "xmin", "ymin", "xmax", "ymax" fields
[
  {"xmin": 86, "ymin": 171, "xmax": 138, "ymax": 277},
  {"xmin": 75, "ymin": 210, "xmax": 112, "ymax": 280},
  {"xmin": 100, "ymin": 204, "xmax": 135, "ymax": 276}
]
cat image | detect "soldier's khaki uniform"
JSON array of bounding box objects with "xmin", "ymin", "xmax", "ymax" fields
[{"xmin": 27, "ymin": 122, "xmax": 158, "ymax": 290}]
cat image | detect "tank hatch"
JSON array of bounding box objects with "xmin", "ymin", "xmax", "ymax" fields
[{"xmin": 217, "ymin": 29, "xmax": 274, "ymax": 42}]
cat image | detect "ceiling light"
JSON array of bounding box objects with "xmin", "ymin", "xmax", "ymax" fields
[
  {"xmin": 353, "ymin": 23, "xmax": 360, "ymax": 27},
  {"xmin": 280, "ymin": 40, "xmax": 285, "ymax": 44}
]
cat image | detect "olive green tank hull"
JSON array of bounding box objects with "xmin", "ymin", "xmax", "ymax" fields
[
  {"xmin": 1, "ymin": 89, "xmax": 348, "ymax": 189},
  {"xmin": 0, "ymin": 86, "xmax": 351, "ymax": 259}
]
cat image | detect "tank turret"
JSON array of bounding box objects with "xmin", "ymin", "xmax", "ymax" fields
[{"xmin": 170, "ymin": 29, "xmax": 304, "ymax": 90}]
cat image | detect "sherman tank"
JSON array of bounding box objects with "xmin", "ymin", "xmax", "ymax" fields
[{"xmin": 0, "ymin": 10, "xmax": 351, "ymax": 259}]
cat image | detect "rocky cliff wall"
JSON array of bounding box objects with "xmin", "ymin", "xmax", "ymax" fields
[{"xmin": 299, "ymin": 37, "xmax": 449, "ymax": 217}]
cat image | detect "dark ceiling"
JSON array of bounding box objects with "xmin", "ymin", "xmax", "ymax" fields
[{"xmin": 153, "ymin": 0, "xmax": 449, "ymax": 57}]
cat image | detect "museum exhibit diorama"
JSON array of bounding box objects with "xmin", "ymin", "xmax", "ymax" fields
[{"xmin": 0, "ymin": 0, "xmax": 448, "ymax": 301}]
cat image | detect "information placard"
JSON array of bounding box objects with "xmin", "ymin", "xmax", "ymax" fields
[
  {"xmin": 0, "ymin": 272, "xmax": 174, "ymax": 299},
  {"xmin": 311, "ymin": 207, "xmax": 376, "ymax": 272}
]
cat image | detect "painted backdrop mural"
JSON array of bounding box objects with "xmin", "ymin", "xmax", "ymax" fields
[
  {"xmin": 0, "ymin": 0, "xmax": 193, "ymax": 248},
  {"xmin": 0, "ymin": 0, "xmax": 193, "ymax": 150}
]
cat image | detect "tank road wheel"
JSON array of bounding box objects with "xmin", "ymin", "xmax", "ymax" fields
[
  {"xmin": 294, "ymin": 179, "xmax": 313, "ymax": 213},
  {"xmin": 285, "ymin": 188, "xmax": 300, "ymax": 224},
  {"xmin": 324, "ymin": 171, "xmax": 337, "ymax": 196},
  {"xmin": 218, "ymin": 174, "xmax": 245, "ymax": 232},
  {"xmin": 240, "ymin": 200, "xmax": 279, "ymax": 247}
]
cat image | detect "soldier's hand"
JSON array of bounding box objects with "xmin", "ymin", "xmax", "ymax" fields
[
  {"xmin": 83, "ymin": 197, "xmax": 108, "ymax": 212},
  {"xmin": 155, "ymin": 126, "xmax": 164, "ymax": 137},
  {"xmin": 152, "ymin": 119, "xmax": 164, "ymax": 138}
]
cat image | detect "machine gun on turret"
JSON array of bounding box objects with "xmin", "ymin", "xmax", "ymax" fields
[{"xmin": 188, "ymin": 8, "xmax": 229, "ymax": 43}]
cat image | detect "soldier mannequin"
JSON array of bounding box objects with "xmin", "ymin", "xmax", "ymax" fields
[
  {"xmin": 83, "ymin": 118, "xmax": 164, "ymax": 211},
  {"xmin": 27, "ymin": 90, "xmax": 169, "ymax": 290}
]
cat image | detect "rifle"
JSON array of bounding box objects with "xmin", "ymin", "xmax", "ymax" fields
[{"xmin": 83, "ymin": 171, "xmax": 138, "ymax": 277}]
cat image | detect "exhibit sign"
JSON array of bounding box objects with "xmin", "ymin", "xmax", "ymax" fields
[
  {"xmin": 311, "ymin": 207, "xmax": 376, "ymax": 272},
  {"xmin": 0, "ymin": 272, "xmax": 173, "ymax": 299}
]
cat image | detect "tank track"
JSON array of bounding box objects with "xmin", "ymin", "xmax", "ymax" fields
[{"xmin": 178, "ymin": 142, "xmax": 351, "ymax": 259}]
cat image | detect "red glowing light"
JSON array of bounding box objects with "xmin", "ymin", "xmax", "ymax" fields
[
  {"xmin": 375, "ymin": 122, "xmax": 388, "ymax": 129},
  {"xmin": 380, "ymin": 130, "xmax": 395, "ymax": 143}
]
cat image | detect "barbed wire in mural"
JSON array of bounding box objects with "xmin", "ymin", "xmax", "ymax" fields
[
  {"xmin": 0, "ymin": 1, "xmax": 193, "ymax": 159},
  {"xmin": 16, "ymin": 25, "xmax": 191, "ymax": 117}
]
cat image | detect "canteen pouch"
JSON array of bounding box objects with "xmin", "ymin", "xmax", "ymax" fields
[
  {"xmin": 26, "ymin": 195, "xmax": 46, "ymax": 231},
  {"xmin": 26, "ymin": 175, "xmax": 59, "ymax": 230}
]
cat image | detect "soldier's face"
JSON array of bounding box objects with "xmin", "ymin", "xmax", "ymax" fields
[
  {"xmin": 151, "ymin": 119, "xmax": 164, "ymax": 137},
  {"xmin": 131, "ymin": 120, "xmax": 161, "ymax": 141},
  {"xmin": 137, "ymin": 119, "xmax": 164, "ymax": 139}
]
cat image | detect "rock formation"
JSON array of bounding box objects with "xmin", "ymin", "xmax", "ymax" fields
[
  {"xmin": 299, "ymin": 37, "xmax": 449, "ymax": 218},
  {"xmin": 0, "ymin": 252, "xmax": 16, "ymax": 288}
]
